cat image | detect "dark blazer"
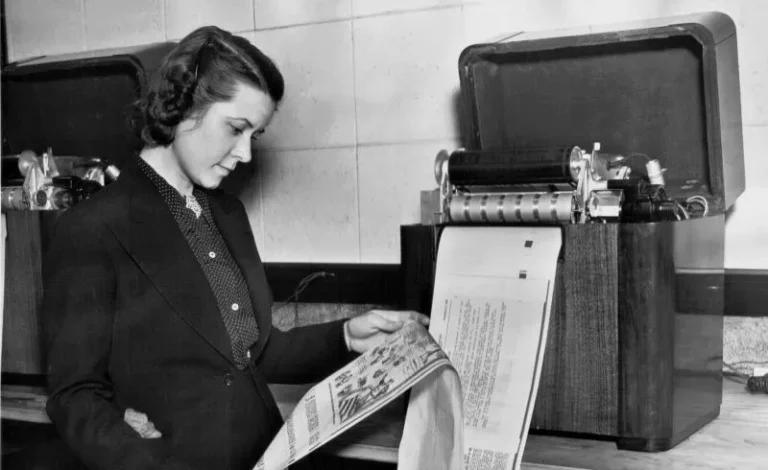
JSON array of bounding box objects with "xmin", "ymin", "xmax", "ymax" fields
[{"xmin": 42, "ymin": 157, "xmax": 353, "ymax": 470}]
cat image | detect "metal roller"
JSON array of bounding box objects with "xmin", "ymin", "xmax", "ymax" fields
[{"xmin": 448, "ymin": 192, "xmax": 575, "ymax": 224}]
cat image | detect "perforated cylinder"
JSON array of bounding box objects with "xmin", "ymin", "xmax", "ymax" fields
[{"xmin": 448, "ymin": 192, "xmax": 574, "ymax": 224}]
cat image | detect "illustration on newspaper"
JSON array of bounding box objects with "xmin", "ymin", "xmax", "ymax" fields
[
  {"xmin": 254, "ymin": 321, "xmax": 454, "ymax": 470},
  {"xmin": 331, "ymin": 322, "xmax": 446, "ymax": 425}
]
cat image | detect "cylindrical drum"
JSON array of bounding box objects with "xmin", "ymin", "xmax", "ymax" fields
[
  {"xmin": 447, "ymin": 147, "xmax": 584, "ymax": 186},
  {"xmin": 448, "ymin": 192, "xmax": 574, "ymax": 224},
  {"xmin": 1, "ymin": 187, "xmax": 30, "ymax": 211}
]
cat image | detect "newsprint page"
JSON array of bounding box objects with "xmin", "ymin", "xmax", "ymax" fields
[{"xmin": 254, "ymin": 226, "xmax": 562, "ymax": 470}]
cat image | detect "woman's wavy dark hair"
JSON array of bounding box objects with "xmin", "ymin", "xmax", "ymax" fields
[{"xmin": 135, "ymin": 26, "xmax": 284, "ymax": 148}]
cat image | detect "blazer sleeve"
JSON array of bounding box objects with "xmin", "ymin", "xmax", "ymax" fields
[
  {"xmin": 254, "ymin": 319, "xmax": 358, "ymax": 384},
  {"xmin": 42, "ymin": 210, "xmax": 193, "ymax": 470}
]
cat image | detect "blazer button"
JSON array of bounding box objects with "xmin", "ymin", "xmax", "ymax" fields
[{"xmin": 223, "ymin": 372, "xmax": 234, "ymax": 386}]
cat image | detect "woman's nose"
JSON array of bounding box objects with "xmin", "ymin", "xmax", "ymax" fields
[{"xmin": 233, "ymin": 137, "xmax": 252, "ymax": 163}]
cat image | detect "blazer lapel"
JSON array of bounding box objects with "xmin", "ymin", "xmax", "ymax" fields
[
  {"xmin": 206, "ymin": 193, "xmax": 274, "ymax": 359},
  {"xmin": 108, "ymin": 160, "xmax": 235, "ymax": 365}
]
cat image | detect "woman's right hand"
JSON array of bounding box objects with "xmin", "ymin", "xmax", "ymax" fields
[
  {"xmin": 345, "ymin": 309, "xmax": 430, "ymax": 354},
  {"xmin": 124, "ymin": 408, "xmax": 162, "ymax": 439}
]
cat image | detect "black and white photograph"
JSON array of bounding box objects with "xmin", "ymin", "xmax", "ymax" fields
[{"xmin": 1, "ymin": 1, "xmax": 767, "ymax": 469}]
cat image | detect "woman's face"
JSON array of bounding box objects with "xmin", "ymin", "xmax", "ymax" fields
[{"xmin": 171, "ymin": 81, "xmax": 276, "ymax": 189}]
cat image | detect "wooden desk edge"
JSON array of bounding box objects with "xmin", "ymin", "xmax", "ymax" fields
[
  {"xmin": 1, "ymin": 405, "xmax": 51, "ymax": 424},
  {"xmin": 3, "ymin": 381, "xmax": 762, "ymax": 469}
]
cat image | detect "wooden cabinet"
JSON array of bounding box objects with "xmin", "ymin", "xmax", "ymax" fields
[{"xmin": 2, "ymin": 211, "xmax": 61, "ymax": 375}]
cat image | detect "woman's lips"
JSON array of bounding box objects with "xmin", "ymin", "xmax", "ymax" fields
[{"xmin": 216, "ymin": 164, "xmax": 233, "ymax": 175}]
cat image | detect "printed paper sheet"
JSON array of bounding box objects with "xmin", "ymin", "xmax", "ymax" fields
[
  {"xmin": 253, "ymin": 225, "xmax": 561, "ymax": 470},
  {"xmin": 401, "ymin": 226, "xmax": 562, "ymax": 470}
]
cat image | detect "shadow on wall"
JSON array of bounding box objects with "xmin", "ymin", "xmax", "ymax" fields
[{"xmin": 452, "ymin": 87, "xmax": 464, "ymax": 146}]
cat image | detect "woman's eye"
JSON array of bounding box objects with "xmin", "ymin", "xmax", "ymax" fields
[
  {"xmin": 229, "ymin": 124, "xmax": 244, "ymax": 135},
  {"xmin": 251, "ymin": 130, "xmax": 265, "ymax": 142}
]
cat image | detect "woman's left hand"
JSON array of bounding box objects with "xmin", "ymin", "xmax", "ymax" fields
[{"xmin": 344, "ymin": 310, "xmax": 429, "ymax": 354}]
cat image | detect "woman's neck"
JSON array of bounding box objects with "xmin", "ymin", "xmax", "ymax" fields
[{"xmin": 139, "ymin": 146, "xmax": 194, "ymax": 196}]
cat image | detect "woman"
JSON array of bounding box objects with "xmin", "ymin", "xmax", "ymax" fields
[{"xmin": 41, "ymin": 26, "xmax": 427, "ymax": 470}]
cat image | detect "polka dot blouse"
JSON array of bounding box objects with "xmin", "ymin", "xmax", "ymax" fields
[{"xmin": 138, "ymin": 157, "xmax": 259, "ymax": 369}]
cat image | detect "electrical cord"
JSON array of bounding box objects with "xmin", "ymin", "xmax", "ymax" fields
[
  {"xmin": 272, "ymin": 271, "xmax": 336, "ymax": 327},
  {"xmin": 723, "ymin": 361, "xmax": 768, "ymax": 394},
  {"xmin": 684, "ymin": 195, "xmax": 709, "ymax": 218},
  {"xmin": 673, "ymin": 201, "xmax": 690, "ymax": 220}
]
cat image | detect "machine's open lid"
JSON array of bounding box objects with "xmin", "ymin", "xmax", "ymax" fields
[
  {"xmin": 2, "ymin": 42, "xmax": 175, "ymax": 174},
  {"xmin": 457, "ymin": 12, "xmax": 745, "ymax": 213}
]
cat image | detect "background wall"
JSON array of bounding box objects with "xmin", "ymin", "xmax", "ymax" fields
[{"xmin": 5, "ymin": 0, "xmax": 768, "ymax": 268}]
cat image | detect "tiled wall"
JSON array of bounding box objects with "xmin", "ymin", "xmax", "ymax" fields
[{"xmin": 6, "ymin": 0, "xmax": 768, "ymax": 267}]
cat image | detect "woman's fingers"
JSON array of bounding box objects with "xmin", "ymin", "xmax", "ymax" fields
[
  {"xmin": 375, "ymin": 310, "xmax": 429, "ymax": 327},
  {"xmin": 124, "ymin": 408, "xmax": 162, "ymax": 439},
  {"xmin": 368, "ymin": 312, "xmax": 404, "ymax": 333}
]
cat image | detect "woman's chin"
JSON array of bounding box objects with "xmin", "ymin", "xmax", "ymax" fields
[
  {"xmin": 196, "ymin": 171, "xmax": 227, "ymax": 189},
  {"xmin": 193, "ymin": 177, "xmax": 221, "ymax": 190}
]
